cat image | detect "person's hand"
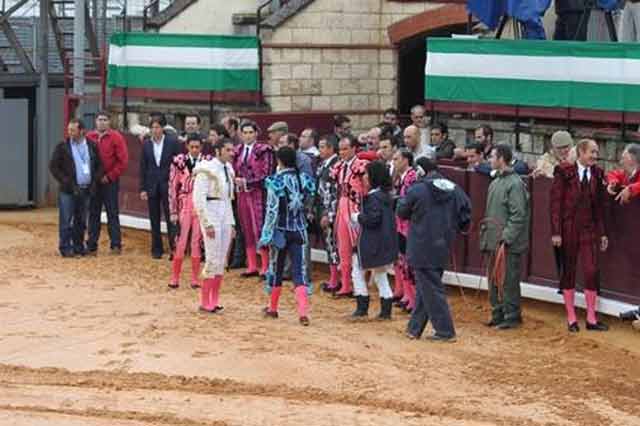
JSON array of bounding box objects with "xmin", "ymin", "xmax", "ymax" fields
[
  {"xmin": 206, "ymin": 226, "xmax": 215, "ymax": 239},
  {"xmin": 551, "ymin": 235, "xmax": 562, "ymax": 247},
  {"xmin": 350, "ymin": 212, "xmax": 359, "ymax": 224},
  {"xmin": 140, "ymin": 191, "xmax": 148, "ymax": 201},
  {"xmin": 320, "ymin": 215, "xmax": 330, "ymax": 230},
  {"xmin": 615, "ymin": 187, "xmax": 632, "ymax": 205},
  {"xmin": 101, "ymin": 175, "xmax": 110, "ymax": 184},
  {"xmin": 607, "ymin": 183, "xmax": 618, "ymax": 196},
  {"xmin": 170, "ymin": 214, "xmax": 178, "ymax": 223},
  {"xmin": 531, "ymin": 168, "xmax": 544, "ymax": 179},
  {"xmin": 600, "ymin": 236, "xmax": 609, "ymax": 252}
]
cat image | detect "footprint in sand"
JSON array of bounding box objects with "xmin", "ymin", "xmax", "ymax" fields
[
  {"xmin": 120, "ymin": 342, "xmax": 137, "ymax": 348},
  {"xmin": 96, "ymin": 349, "xmax": 113, "ymax": 356},
  {"xmin": 120, "ymin": 348, "xmax": 139, "ymax": 355},
  {"xmin": 147, "ymin": 353, "xmax": 166, "ymax": 359},
  {"xmin": 191, "ymin": 351, "xmax": 211, "ymax": 358}
]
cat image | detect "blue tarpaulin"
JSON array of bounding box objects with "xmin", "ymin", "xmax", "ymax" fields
[{"xmin": 467, "ymin": 0, "xmax": 551, "ymax": 39}]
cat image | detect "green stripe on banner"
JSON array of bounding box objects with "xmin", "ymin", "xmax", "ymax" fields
[
  {"xmin": 426, "ymin": 38, "xmax": 640, "ymax": 60},
  {"xmin": 109, "ymin": 32, "xmax": 258, "ymax": 49},
  {"xmin": 424, "ymin": 76, "xmax": 640, "ymax": 112},
  {"xmin": 107, "ymin": 65, "xmax": 260, "ymax": 92}
]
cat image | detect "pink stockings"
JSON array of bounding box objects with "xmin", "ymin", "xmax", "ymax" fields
[
  {"xmin": 246, "ymin": 246, "xmax": 270, "ymax": 275},
  {"xmin": 563, "ymin": 288, "xmax": 599, "ymax": 325},
  {"xmin": 171, "ymin": 257, "xmax": 201, "ymax": 287},
  {"xmin": 267, "ymin": 285, "xmax": 309, "ymax": 318},
  {"xmin": 200, "ymin": 275, "xmax": 223, "ymax": 311}
]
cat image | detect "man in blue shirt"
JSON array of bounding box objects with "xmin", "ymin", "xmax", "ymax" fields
[{"xmin": 49, "ymin": 119, "xmax": 103, "ymax": 257}]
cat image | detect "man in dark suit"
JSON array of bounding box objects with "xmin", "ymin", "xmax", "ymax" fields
[
  {"xmin": 397, "ymin": 157, "xmax": 471, "ymax": 342},
  {"xmin": 49, "ymin": 119, "xmax": 104, "ymax": 257},
  {"xmin": 140, "ymin": 115, "xmax": 181, "ymax": 259}
]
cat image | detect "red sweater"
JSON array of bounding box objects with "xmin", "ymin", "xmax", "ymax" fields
[
  {"xmin": 607, "ymin": 169, "xmax": 640, "ymax": 198},
  {"xmin": 86, "ymin": 129, "xmax": 129, "ymax": 182}
]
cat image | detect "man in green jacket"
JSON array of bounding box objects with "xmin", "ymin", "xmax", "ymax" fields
[{"xmin": 480, "ymin": 144, "xmax": 530, "ymax": 330}]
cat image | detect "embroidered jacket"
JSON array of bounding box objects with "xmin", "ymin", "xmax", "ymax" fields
[{"xmin": 169, "ymin": 153, "xmax": 211, "ymax": 216}]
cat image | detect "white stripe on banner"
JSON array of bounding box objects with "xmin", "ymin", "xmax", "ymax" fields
[
  {"xmin": 108, "ymin": 45, "xmax": 259, "ymax": 70},
  {"xmin": 426, "ymin": 53, "xmax": 640, "ymax": 85}
]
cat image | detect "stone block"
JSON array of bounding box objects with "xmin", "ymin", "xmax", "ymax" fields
[
  {"xmin": 291, "ymin": 28, "xmax": 314, "ymax": 42},
  {"xmin": 312, "ymin": 96, "xmax": 332, "ymax": 110},
  {"xmin": 322, "ymin": 79, "xmax": 341, "ymax": 95},
  {"xmin": 533, "ymin": 134, "xmax": 546, "ymax": 154},
  {"xmin": 341, "ymin": 79, "xmax": 360, "ymax": 94},
  {"xmin": 358, "ymin": 49, "xmax": 379, "ymax": 64},
  {"xmin": 281, "ymin": 80, "xmax": 304, "ymax": 96},
  {"xmin": 360, "ymin": 114, "xmax": 382, "ymax": 129},
  {"xmin": 270, "ymin": 64, "xmax": 291, "ymax": 80},
  {"xmin": 380, "ymin": 95, "xmax": 395, "ymax": 109},
  {"xmin": 292, "ymin": 64, "xmax": 313, "ymax": 79},
  {"xmin": 271, "ymin": 28, "xmax": 292, "ymax": 43},
  {"xmin": 378, "ymin": 79, "xmax": 394, "ymax": 95},
  {"xmin": 351, "ymin": 95, "xmax": 369, "ymax": 110},
  {"xmin": 332, "ymin": 64, "xmax": 351, "ymax": 79},
  {"xmin": 351, "ymin": 64, "xmax": 371, "ymax": 79},
  {"xmin": 322, "ymin": 49, "xmax": 342, "ymax": 64},
  {"xmin": 368, "ymin": 94, "xmax": 380, "ymax": 109},
  {"xmin": 379, "ymin": 49, "xmax": 394, "ymax": 64},
  {"xmin": 519, "ymin": 133, "xmax": 533, "ymax": 154},
  {"xmin": 268, "ymin": 96, "xmax": 292, "ymax": 111},
  {"xmin": 262, "ymin": 79, "xmax": 281, "ymax": 97},
  {"xmin": 359, "ymin": 79, "xmax": 378, "ymax": 94},
  {"xmin": 379, "ymin": 64, "xmax": 395, "ymax": 79},
  {"xmin": 292, "ymin": 96, "xmax": 312, "ymax": 111},
  {"xmin": 302, "ymin": 80, "xmax": 322, "ymax": 95},
  {"xmin": 302, "ymin": 49, "xmax": 322, "ymax": 64},
  {"xmin": 281, "ymin": 49, "xmax": 301, "ymax": 63},
  {"xmin": 312, "ymin": 28, "xmax": 349, "ymax": 44},
  {"xmin": 313, "ymin": 63, "xmax": 333, "ymax": 79},
  {"xmin": 352, "ymin": 30, "xmax": 376, "ymax": 44},
  {"xmin": 331, "ymin": 95, "xmax": 350, "ymax": 110}
]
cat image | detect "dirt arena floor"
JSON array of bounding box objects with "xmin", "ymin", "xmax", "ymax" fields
[{"xmin": 1, "ymin": 209, "xmax": 640, "ymax": 426}]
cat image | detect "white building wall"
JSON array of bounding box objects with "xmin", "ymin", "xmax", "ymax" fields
[{"xmin": 160, "ymin": 0, "xmax": 258, "ymax": 35}]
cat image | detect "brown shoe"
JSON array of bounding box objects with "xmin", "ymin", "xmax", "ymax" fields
[
  {"xmin": 299, "ymin": 316, "xmax": 310, "ymax": 326},
  {"xmin": 263, "ymin": 307, "xmax": 278, "ymax": 319}
]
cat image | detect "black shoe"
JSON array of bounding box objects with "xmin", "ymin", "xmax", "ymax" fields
[
  {"xmin": 334, "ymin": 291, "xmax": 353, "ymax": 299},
  {"xmin": 586, "ymin": 321, "xmax": 609, "ymax": 331},
  {"xmin": 394, "ymin": 300, "xmax": 407, "ymax": 308},
  {"xmin": 299, "ymin": 316, "xmax": 310, "ymax": 326},
  {"xmin": 485, "ymin": 319, "xmax": 503, "ymax": 327},
  {"xmin": 377, "ymin": 298, "xmax": 393, "ymax": 320},
  {"xmin": 152, "ymin": 253, "xmax": 162, "ymax": 259},
  {"xmin": 60, "ymin": 251, "xmax": 75, "ymax": 258},
  {"xmin": 86, "ymin": 250, "xmax": 98, "ymax": 257},
  {"xmin": 198, "ymin": 306, "xmax": 214, "ymax": 314},
  {"xmin": 110, "ymin": 247, "xmax": 122, "ymax": 255},
  {"xmin": 168, "ymin": 253, "xmax": 174, "ymax": 261},
  {"xmin": 351, "ymin": 295, "xmax": 370, "ymax": 318},
  {"xmin": 263, "ymin": 307, "xmax": 278, "ymax": 318},
  {"xmin": 496, "ymin": 319, "xmax": 522, "ymax": 330},
  {"xmin": 282, "ymin": 274, "xmax": 292, "ymax": 282},
  {"xmin": 241, "ymin": 270, "xmax": 260, "ymax": 278},
  {"xmin": 168, "ymin": 283, "xmax": 179, "ymax": 289},
  {"xmin": 568, "ymin": 322, "xmax": 580, "ymax": 333},
  {"xmin": 228, "ymin": 260, "xmax": 246, "ymax": 270},
  {"xmin": 74, "ymin": 249, "xmax": 87, "ymax": 257},
  {"xmin": 620, "ymin": 307, "xmax": 640, "ymax": 322},
  {"xmin": 212, "ymin": 305, "xmax": 224, "ymax": 313},
  {"xmin": 321, "ymin": 282, "xmax": 339, "ymax": 293},
  {"xmin": 191, "ymin": 283, "xmax": 201, "ymax": 289},
  {"xmin": 427, "ymin": 334, "xmax": 457, "ymax": 343}
]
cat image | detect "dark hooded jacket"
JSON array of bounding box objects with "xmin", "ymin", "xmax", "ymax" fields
[
  {"xmin": 357, "ymin": 189, "xmax": 398, "ymax": 269},
  {"xmin": 396, "ymin": 172, "xmax": 471, "ymax": 269}
]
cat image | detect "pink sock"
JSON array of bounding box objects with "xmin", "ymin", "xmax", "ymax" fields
[
  {"xmin": 269, "ymin": 286, "xmax": 282, "ymax": 312},
  {"xmin": 246, "ymin": 246, "xmax": 258, "ymax": 272},
  {"xmin": 210, "ymin": 275, "xmax": 223, "ymax": 308},
  {"xmin": 200, "ymin": 279, "xmax": 213, "ymax": 310},
  {"xmin": 259, "ymin": 248, "xmax": 269, "ymax": 275},
  {"xmin": 585, "ymin": 289, "xmax": 598, "ymax": 324},
  {"xmin": 171, "ymin": 258, "xmax": 183, "ymax": 286},
  {"xmin": 338, "ymin": 265, "xmax": 352, "ymax": 295},
  {"xmin": 295, "ymin": 285, "xmax": 309, "ymax": 318},
  {"xmin": 393, "ymin": 265, "xmax": 404, "ymax": 299},
  {"xmin": 329, "ymin": 264, "xmax": 339, "ymax": 287},
  {"xmin": 191, "ymin": 258, "xmax": 201, "ymax": 285},
  {"xmin": 563, "ymin": 289, "xmax": 577, "ymax": 324}
]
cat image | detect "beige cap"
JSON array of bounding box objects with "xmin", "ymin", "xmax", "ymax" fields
[
  {"xmin": 551, "ymin": 130, "xmax": 573, "ymax": 148},
  {"xmin": 267, "ymin": 121, "xmax": 288, "ymax": 133}
]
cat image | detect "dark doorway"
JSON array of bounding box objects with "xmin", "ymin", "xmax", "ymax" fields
[
  {"xmin": 4, "ymin": 86, "xmax": 36, "ymax": 201},
  {"xmin": 397, "ymin": 24, "xmax": 468, "ymax": 115}
]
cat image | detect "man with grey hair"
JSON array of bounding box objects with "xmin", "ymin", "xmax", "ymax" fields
[
  {"xmin": 368, "ymin": 126, "xmax": 382, "ymax": 152},
  {"xmin": 410, "ymin": 105, "xmax": 430, "ymax": 148},
  {"xmin": 607, "ymin": 143, "xmax": 640, "ymax": 205},
  {"xmin": 532, "ymin": 130, "xmax": 576, "ymax": 179},
  {"xmin": 404, "ymin": 125, "xmax": 435, "ymax": 160}
]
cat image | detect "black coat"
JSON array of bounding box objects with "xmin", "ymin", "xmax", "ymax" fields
[
  {"xmin": 357, "ymin": 189, "xmax": 398, "ymax": 269},
  {"xmin": 139, "ymin": 135, "xmax": 181, "ymax": 197},
  {"xmin": 397, "ymin": 172, "xmax": 471, "ymax": 270},
  {"xmin": 49, "ymin": 139, "xmax": 103, "ymax": 195}
]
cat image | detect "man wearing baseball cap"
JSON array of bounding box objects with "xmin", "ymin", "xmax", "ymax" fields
[{"xmin": 533, "ymin": 130, "xmax": 576, "ymax": 179}]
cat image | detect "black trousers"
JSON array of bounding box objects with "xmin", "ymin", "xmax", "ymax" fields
[{"xmin": 148, "ymin": 190, "xmax": 176, "ymax": 257}]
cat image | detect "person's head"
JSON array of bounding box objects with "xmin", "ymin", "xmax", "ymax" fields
[
  {"xmin": 550, "ymin": 130, "xmax": 573, "ymax": 162},
  {"xmin": 267, "ymin": 121, "xmax": 289, "ymax": 147},
  {"xmin": 338, "ymin": 135, "xmax": 357, "ymax": 161},
  {"xmin": 392, "ymin": 148, "xmax": 413, "ymax": 175},
  {"xmin": 208, "ymin": 124, "xmax": 229, "ymax": 146},
  {"xmin": 368, "ymin": 127, "xmax": 382, "ymax": 151},
  {"xmin": 378, "ymin": 137, "xmax": 396, "ymax": 162},
  {"xmin": 318, "ymin": 135, "xmax": 338, "ymax": 160},
  {"xmin": 465, "ymin": 143, "xmax": 484, "ymax": 167},
  {"xmin": 276, "ymin": 146, "xmax": 297, "ymax": 170},
  {"xmin": 186, "ymin": 133, "xmax": 203, "ymax": 158},
  {"xmin": 184, "ymin": 114, "xmax": 201, "ymax": 133},
  {"xmin": 415, "ymin": 157, "xmax": 438, "ymax": 177},
  {"xmin": 430, "ymin": 122, "xmax": 448, "ymax": 146},
  {"xmin": 216, "ymin": 138, "xmax": 235, "ymax": 163},
  {"xmin": 474, "ymin": 124, "xmax": 494, "ymax": 147},
  {"xmin": 278, "ymin": 133, "xmax": 299, "ymax": 151},
  {"xmin": 383, "ymin": 108, "xmax": 399, "ymax": 127},
  {"xmin": 365, "ymin": 160, "xmax": 392, "ymax": 192},
  {"xmin": 410, "ymin": 105, "xmax": 426, "ymax": 128},
  {"xmin": 150, "ymin": 115, "xmax": 166, "ymax": 139},
  {"xmin": 334, "ymin": 114, "xmax": 352, "ymax": 138},
  {"xmin": 149, "ymin": 111, "xmax": 165, "ymax": 126},
  {"xmin": 403, "ymin": 125, "xmax": 421, "ymax": 150},
  {"xmin": 576, "ymin": 139, "xmax": 599, "ymax": 167},
  {"xmin": 300, "ymin": 128, "xmax": 319, "ymax": 151},
  {"xmin": 240, "ymin": 120, "xmax": 258, "ymax": 145},
  {"xmin": 95, "ymin": 111, "xmax": 111, "ymax": 133},
  {"xmin": 67, "ymin": 118, "xmax": 85, "ymax": 140},
  {"xmin": 490, "ymin": 144, "xmax": 513, "ymax": 171},
  {"xmin": 223, "ymin": 116, "xmax": 239, "ymax": 138},
  {"xmin": 621, "ymin": 144, "xmax": 640, "ymax": 174}
]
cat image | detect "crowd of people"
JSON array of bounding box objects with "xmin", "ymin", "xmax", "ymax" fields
[{"xmin": 48, "ymin": 107, "xmax": 640, "ymax": 339}]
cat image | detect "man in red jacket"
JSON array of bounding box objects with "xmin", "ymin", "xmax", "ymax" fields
[
  {"xmin": 606, "ymin": 143, "xmax": 640, "ymax": 205},
  {"xmin": 86, "ymin": 111, "xmax": 129, "ymax": 255},
  {"xmin": 550, "ymin": 138, "xmax": 609, "ymax": 333}
]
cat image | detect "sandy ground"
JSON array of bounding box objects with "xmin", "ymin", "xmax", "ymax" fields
[{"xmin": 0, "ymin": 208, "xmax": 639, "ymax": 426}]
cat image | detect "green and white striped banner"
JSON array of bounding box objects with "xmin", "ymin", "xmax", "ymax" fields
[
  {"xmin": 425, "ymin": 38, "xmax": 640, "ymax": 112},
  {"xmin": 108, "ymin": 32, "xmax": 259, "ymax": 92}
]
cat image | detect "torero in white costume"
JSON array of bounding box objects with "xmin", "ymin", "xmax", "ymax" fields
[{"xmin": 193, "ymin": 140, "xmax": 236, "ymax": 313}]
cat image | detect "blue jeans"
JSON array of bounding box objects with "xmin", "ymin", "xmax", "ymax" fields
[
  {"xmin": 87, "ymin": 179, "xmax": 121, "ymax": 251},
  {"xmin": 58, "ymin": 189, "xmax": 91, "ymax": 255},
  {"xmin": 407, "ymin": 268, "xmax": 456, "ymax": 339}
]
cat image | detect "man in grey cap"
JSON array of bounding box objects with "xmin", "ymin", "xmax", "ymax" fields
[
  {"xmin": 533, "ymin": 130, "xmax": 576, "ymax": 179},
  {"xmin": 267, "ymin": 122, "xmax": 289, "ymax": 150}
]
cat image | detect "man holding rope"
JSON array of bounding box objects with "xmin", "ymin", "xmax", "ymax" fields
[{"xmin": 480, "ymin": 145, "xmax": 530, "ymax": 330}]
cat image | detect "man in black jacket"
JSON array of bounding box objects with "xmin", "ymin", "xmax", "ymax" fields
[
  {"xmin": 397, "ymin": 158, "xmax": 471, "ymax": 342},
  {"xmin": 49, "ymin": 119, "xmax": 103, "ymax": 257},
  {"xmin": 140, "ymin": 115, "xmax": 181, "ymax": 259}
]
